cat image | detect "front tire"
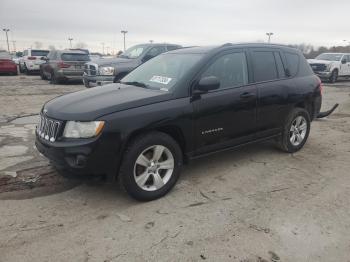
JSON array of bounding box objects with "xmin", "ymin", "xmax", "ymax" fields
[
  {"xmin": 119, "ymin": 132, "xmax": 183, "ymax": 201},
  {"xmin": 329, "ymin": 70, "xmax": 338, "ymax": 83},
  {"xmin": 40, "ymin": 69, "xmax": 47, "ymax": 80},
  {"xmin": 277, "ymin": 108, "xmax": 310, "ymax": 153}
]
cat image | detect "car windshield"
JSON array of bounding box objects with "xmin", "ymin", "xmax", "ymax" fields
[
  {"xmin": 120, "ymin": 53, "xmax": 203, "ymax": 91},
  {"xmin": 315, "ymin": 53, "xmax": 343, "ymax": 61},
  {"xmin": 61, "ymin": 53, "xmax": 90, "ymax": 61},
  {"xmin": 118, "ymin": 44, "xmax": 148, "ymax": 59},
  {"xmin": 31, "ymin": 50, "xmax": 49, "ymax": 56}
]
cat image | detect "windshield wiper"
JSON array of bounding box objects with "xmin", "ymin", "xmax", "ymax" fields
[{"xmin": 120, "ymin": 81, "xmax": 149, "ymax": 88}]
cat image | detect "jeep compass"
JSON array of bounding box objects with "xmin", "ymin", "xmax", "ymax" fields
[{"xmin": 35, "ymin": 43, "xmax": 322, "ymax": 201}]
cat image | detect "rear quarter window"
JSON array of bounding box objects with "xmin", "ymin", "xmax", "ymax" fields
[{"xmin": 285, "ymin": 52, "xmax": 299, "ymax": 77}]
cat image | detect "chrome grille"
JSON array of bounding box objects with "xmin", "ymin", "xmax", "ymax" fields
[
  {"xmin": 310, "ymin": 63, "xmax": 327, "ymax": 72},
  {"xmin": 84, "ymin": 63, "xmax": 97, "ymax": 76},
  {"xmin": 36, "ymin": 114, "xmax": 62, "ymax": 142}
]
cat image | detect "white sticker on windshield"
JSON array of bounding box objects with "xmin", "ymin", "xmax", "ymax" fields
[{"xmin": 150, "ymin": 75, "xmax": 172, "ymax": 85}]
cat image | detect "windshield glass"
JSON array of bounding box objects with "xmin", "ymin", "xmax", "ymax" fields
[
  {"xmin": 119, "ymin": 44, "xmax": 148, "ymax": 59},
  {"xmin": 61, "ymin": 53, "xmax": 90, "ymax": 61},
  {"xmin": 121, "ymin": 53, "xmax": 203, "ymax": 91},
  {"xmin": 31, "ymin": 50, "xmax": 49, "ymax": 56},
  {"xmin": 316, "ymin": 53, "xmax": 343, "ymax": 61}
]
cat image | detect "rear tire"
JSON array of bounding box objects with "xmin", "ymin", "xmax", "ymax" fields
[
  {"xmin": 50, "ymin": 72, "xmax": 60, "ymax": 84},
  {"xmin": 329, "ymin": 70, "xmax": 338, "ymax": 83},
  {"xmin": 277, "ymin": 108, "xmax": 310, "ymax": 153},
  {"xmin": 119, "ymin": 132, "xmax": 183, "ymax": 201}
]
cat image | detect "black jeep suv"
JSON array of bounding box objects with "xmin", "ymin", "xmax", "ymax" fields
[{"xmin": 35, "ymin": 43, "xmax": 322, "ymax": 201}]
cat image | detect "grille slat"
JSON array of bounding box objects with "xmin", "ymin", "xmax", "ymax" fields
[{"xmin": 37, "ymin": 114, "xmax": 62, "ymax": 142}]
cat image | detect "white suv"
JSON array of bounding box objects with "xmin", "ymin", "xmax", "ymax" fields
[
  {"xmin": 19, "ymin": 49, "xmax": 49, "ymax": 74},
  {"xmin": 308, "ymin": 53, "xmax": 350, "ymax": 83}
]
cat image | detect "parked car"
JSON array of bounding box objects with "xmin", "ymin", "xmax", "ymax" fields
[
  {"xmin": 35, "ymin": 43, "xmax": 322, "ymax": 201},
  {"xmin": 308, "ymin": 53, "xmax": 350, "ymax": 83},
  {"xmin": 83, "ymin": 43, "xmax": 182, "ymax": 87},
  {"xmin": 40, "ymin": 49, "xmax": 90, "ymax": 84},
  {"xmin": 0, "ymin": 52, "xmax": 17, "ymax": 75},
  {"xmin": 89, "ymin": 52, "xmax": 103, "ymax": 61},
  {"xmin": 19, "ymin": 49, "xmax": 49, "ymax": 74}
]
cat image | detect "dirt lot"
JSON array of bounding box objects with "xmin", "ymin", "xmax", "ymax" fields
[{"xmin": 0, "ymin": 75, "xmax": 350, "ymax": 262}]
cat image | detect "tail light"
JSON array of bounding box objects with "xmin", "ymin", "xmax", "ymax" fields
[
  {"xmin": 58, "ymin": 61, "xmax": 71, "ymax": 68},
  {"xmin": 317, "ymin": 77, "xmax": 323, "ymax": 95},
  {"xmin": 28, "ymin": 56, "xmax": 36, "ymax": 60}
]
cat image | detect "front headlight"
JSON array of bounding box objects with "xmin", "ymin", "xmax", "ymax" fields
[
  {"xmin": 98, "ymin": 66, "xmax": 115, "ymax": 75},
  {"xmin": 63, "ymin": 121, "xmax": 105, "ymax": 138},
  {"xmin": 326, "ymin": 63, "xmax": 333, "ymax": 71}
]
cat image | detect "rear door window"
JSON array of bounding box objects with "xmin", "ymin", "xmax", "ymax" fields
[
  {"xmin": 252, "ymin": 51, "xmax": 278, "ymax": 82},
  {"xmin": 61, "ymin": 53, "xmax": 90, "ymax": 61},
  {"xmin": 285, "ymin": 52, "xmax": 300, "ymax": 77}
]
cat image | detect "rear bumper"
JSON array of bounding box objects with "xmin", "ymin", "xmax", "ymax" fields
[
  {"xmin": 83, "ymin": 74, "xmax": 114, "ymax": 87},
  {"xmin": 56, "ymin": 70, "xmax": 84, "ymax": 80},
  {"xmin": 35, "ymin": 132, "xmax": 122, "ymax": 178}
]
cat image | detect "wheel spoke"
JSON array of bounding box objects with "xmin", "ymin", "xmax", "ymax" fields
[
  {"xmin": 299, "ymin": 123, "xmax": 307, "ymax": 131},
  {"xmin": 135, "ymin": 172, "xmax": 150, "ymax": 187},
  {"xmin": 296, "ymin": 133, "xmax": 303, "ymax": 143},
  {"xmin": 136, "ymin": 154, "xmax": 150, "ymax": 167},
  {"xmin": 152, "ymin": 145, "xmax": 164, "ymax": 161},
  {"xmin": 290, "ymin": 133, "xmax": 296, "ymax": 144},
  {"xmin": 152, "ymin": 172, "xmax": 164, "ymax": 189},
  {"xmin": 158, "ymin": 159, "xmax": 174, "ymax": 170},
  {"xmin": 295, "ymin": 116, "xmax": 302, "ymax": 127}
]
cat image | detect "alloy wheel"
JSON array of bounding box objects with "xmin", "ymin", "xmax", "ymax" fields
[
  {"xmin": 133, "ymin": 145, "xmax": 174, "ymax": 191},
  {"xmin": 289, "ymin": 116, "xmax": 307, "ymax": 146}
]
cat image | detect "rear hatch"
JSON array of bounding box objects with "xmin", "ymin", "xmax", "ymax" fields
[
  {"xmin": 30, "ymin": 50, "xmax": 49, "ymax": 65},
  {"xmin": 61, "ymin": 53, "xmax": 90, "ymax": 75}
]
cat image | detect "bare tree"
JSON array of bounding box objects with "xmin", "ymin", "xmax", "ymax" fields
[
  {"xmin": 34, "ymin": 41, "xmax": 43, "ymax": 49},
  {"xmin": 74, "ymin": 42, "xmax": 87, "ymax": 49}
]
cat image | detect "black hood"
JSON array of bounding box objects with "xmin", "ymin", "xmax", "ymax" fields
[{"xmin": 44, "ymin": 84, "xmax": 172, "ymax": 121}]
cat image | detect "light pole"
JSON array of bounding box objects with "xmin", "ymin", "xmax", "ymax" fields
[
  {"xmin": 106, "ymin": 46, "xmax": 109, "ymax": 55},
  {"xmin": 121, "ymin": 30, "xmax": 128, "ymax": 51},
  {"xmin": 266, "ymin": 32, "xmax": 274, "ymax": 43},
  {"xmin": 68, "ymin": 37, "xmax": 73, "ymax": 48},
  {"xmin": 2, "ymin": 29, "xmax": 10, "ymax": 52}
]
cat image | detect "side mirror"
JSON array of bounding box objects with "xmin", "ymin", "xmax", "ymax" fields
[
  {"xmin": 341, "ymin": 59, "xmax": 347, "ymax": 64},
  {"xmin": 41, "ymin": 57, "xmax": 48, "ymax": 61},
  {"xmin": 196, "ymin": 76, "xmax": 220, "ymax": 92}
]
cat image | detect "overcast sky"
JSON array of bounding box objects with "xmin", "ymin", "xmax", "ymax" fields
[{"xmin": 1, "ymin": 0, "xmax": 350, "ymax": 53}]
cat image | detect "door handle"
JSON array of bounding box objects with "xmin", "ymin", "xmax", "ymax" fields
[{"xmin": 240, "ymin": 92, "xmax": 255, "ymax": 99}]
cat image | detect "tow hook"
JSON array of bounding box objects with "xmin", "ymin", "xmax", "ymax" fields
[{"xmin": 317, "ymin": 103, "xmax": 339, "ymax": 118}]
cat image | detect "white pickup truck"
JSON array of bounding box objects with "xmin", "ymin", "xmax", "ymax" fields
[{"xmin": 308, "ymin": 53, "xmax": 350, "ymax": 83}]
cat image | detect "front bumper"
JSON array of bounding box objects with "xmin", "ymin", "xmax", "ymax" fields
[
  {"xmin": 83, "ymin": 73, "xmax": 114, "ymax": 87},
  {"xmin": 35, "ymin": 132, "xmax": 121, "ymax": 178},
  {"xmin": 313, "ymin": 71, "xmax": 332, "ymax": 79}
]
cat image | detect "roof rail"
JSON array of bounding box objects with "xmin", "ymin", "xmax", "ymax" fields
[{"xmin": 221, "ymin": 43, "xmax": 233, "ymax": 47}]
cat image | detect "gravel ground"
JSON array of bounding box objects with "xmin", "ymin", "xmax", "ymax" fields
[{"xmin": 0, "ymin": 75, "xmax": 350, "ymax": 262}]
